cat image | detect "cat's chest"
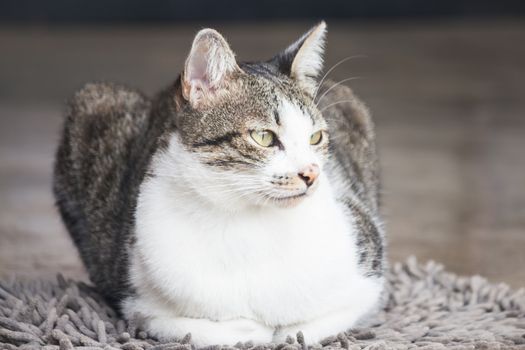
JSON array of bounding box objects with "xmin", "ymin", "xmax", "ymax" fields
[{"xmin": 133, "ymin": 177, "xmax": 360, "ymax": 324}]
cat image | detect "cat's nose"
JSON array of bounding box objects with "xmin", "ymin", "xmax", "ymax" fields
[{"xmin": 298, "ymin": 163, "xmax": 320, "ymax": 187}]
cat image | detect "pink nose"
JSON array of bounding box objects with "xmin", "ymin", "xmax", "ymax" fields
[{"xmin": 298, "ymin": 163, "xmax": 320, "ymax": 187}]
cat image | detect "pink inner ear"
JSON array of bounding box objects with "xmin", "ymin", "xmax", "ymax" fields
[
  {"xmin": 187, "ymin": 46, "xmax": 210, "ymax": 87},
  {"xmin": 183, "ymin": 50, "xmax": 211, "ymax": 106}
]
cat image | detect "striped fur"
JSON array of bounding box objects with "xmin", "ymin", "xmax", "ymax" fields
[{"xmin": 53, "ymin": 22, "xmax": 385, "ymax": 346}]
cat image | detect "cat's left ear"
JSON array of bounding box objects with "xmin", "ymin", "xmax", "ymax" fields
[{"xmin": 270, "ymin": 21, "xmax": 327, "ymax": 96}]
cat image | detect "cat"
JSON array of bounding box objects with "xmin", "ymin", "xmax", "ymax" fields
[{"xmin": 53, "ymin": 21, "xmax": 385, "ymax": 347}]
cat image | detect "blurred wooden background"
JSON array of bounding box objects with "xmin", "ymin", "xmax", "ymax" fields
[{"xmin": 0, "ymin": 20, "xmax": 524, "ymax": 287}]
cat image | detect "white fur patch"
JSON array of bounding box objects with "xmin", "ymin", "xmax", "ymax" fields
[
  {"xmin": 125, "ymin": 98, "xmax": 383, "ymax": 346},
  {"xmin": 265, "ymin": 100, "xmax": 320, "ymax": 175}
]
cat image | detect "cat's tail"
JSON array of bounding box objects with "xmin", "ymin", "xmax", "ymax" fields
[{"xmin": 53, "ymin": 82, "xmax": 152, "ymax": 309}]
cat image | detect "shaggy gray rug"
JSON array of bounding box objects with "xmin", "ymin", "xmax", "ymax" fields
[{"xmin": 1, "ymin": 257, "xmax": 524, "ymax": 350}]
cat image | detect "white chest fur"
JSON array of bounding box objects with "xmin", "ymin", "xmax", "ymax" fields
[{"xmin": 128, "ymin": 169, "xmax": 381, "ymax": 330}]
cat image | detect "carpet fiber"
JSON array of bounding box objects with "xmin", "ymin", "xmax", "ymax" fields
[{"xmin": 1, "ymin": 257, "xmax": 524, "ymax": 350}]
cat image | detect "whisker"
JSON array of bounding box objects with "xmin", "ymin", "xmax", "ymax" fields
[
  {"xmin": 314, "ymin": 54, "xmax": 367, "ymax": 100},
  {"xmin": 315, "ymin": 76, "xmax": 363, "ymax": 107},
  {"xmin": 319, "ymin": 99, "xmax": 356, "ymax": 114}
]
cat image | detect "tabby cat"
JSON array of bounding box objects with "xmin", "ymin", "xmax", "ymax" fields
[{"xmin": 53, "ymin": 22, "xmax": 385, "ymax": 346}]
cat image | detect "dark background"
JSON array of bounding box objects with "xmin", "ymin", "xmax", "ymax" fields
[{"xmin": 2, "ymin": 0, "xmax": 525, "ymax": 23}]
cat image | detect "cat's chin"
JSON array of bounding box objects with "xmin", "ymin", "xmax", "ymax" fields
[{"xmin": 265, "ymin": 192, "xmax": 309, "ymax": 208}]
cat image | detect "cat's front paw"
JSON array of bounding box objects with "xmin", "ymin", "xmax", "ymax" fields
[
  {"xmin": 217, "ymin": 318, "xmax": 275, "ymax": 345},
  {"xmin": 148, "ymin": 316, "xmax": 274, "ymax": 347},
  {"xmin": 273, "ymin": 325, "xmax": 310, "ymax": 344},
  {"xmin": 193, "ymin": 318, "xmax": 275, "ymax": 346},
  {"xmin": 273, "ymin": 326, "xmax": 331, "ymax": 345}
]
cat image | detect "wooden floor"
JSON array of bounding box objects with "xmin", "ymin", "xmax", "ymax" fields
[{"xmin": 1, "ymin": 20, "xmax": 524, "ymax": 287}]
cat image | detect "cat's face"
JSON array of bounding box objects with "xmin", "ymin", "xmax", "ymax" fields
[{"xmin": 169, "ymin": 23, "xmax": 329, "ymax": 209}]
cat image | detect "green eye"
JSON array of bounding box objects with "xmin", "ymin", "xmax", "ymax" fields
[
  {"xmin": 310, "ymin": 130, "xmax": 323, "ymax": 145},
  {"xmin": 250, "ymin": 130, "xmax": 276, "ymax": 147}
]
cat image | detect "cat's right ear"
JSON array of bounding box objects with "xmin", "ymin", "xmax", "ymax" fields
[{"xmin": 181, "ymin": 29, "xmax": 241, "ymax": 109}]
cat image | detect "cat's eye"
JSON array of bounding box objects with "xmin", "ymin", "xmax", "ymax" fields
[
  {"xmin": 310, "ymin": 130, "xmax": 323, "ymax": 145},
  {"xmin": 250, "ymin": 130, "xmax": 276, "ymax": 147}
]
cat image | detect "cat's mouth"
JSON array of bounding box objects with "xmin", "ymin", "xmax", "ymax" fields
[{"xmin": 266, "ymin": 192, "xmax": 308, "ymax": 207}]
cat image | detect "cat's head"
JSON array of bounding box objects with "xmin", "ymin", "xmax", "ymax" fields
[{"xmin": 167, "ymin": 22, "xmax": 330, "ymax": 209}]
